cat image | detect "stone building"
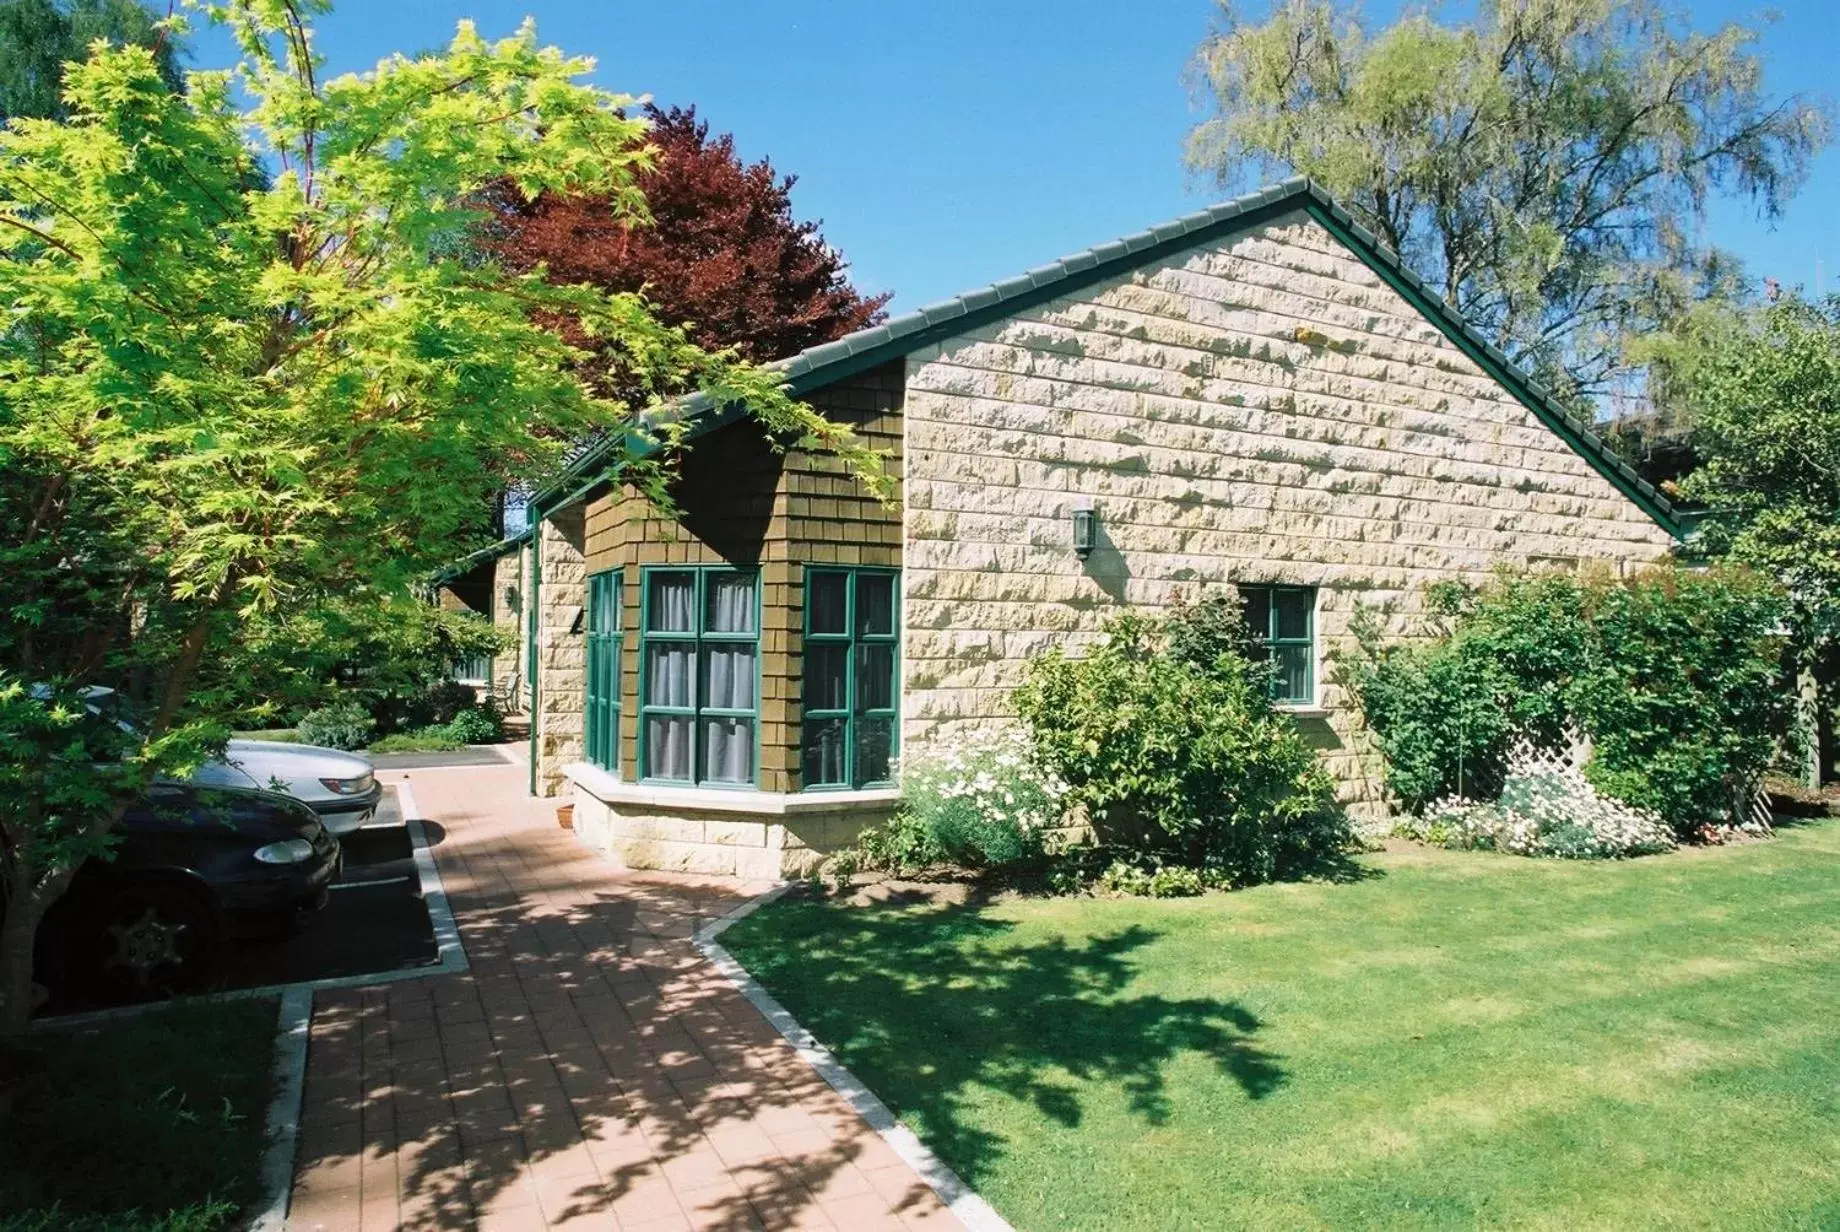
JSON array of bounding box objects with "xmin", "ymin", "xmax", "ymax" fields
[
  {"xmin": 518, "ymin": 178, "xmax": 1685, "ymax": 879},
  {"xmin": 434, "ymin": 528, "xmax": 533, "ymax": 715}
]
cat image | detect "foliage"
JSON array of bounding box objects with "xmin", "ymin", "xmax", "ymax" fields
[
  {"xmin": 1335, "ymin": 573, "xmax": 1590, "ymax": 811},
  {"xmin": 365, "ymin": 727, "xmax": 463, "ymax": 755},
  {"xmin": 1094, "ymin": 860, "xmax": 1208, "ymax": 898},
  {"xmin": 479, "ymin": 102, "xmax": 889, "ymax": 396},
  {"xmin": 0, "ymin": 998, "xmax": 275, "ymax": 1228},
  {"xmin": 0, "ymin": 0, "xmax": 182, "ymax": 123},
  {"xmin": 1397, "ymin": 768, "xmax": 1678, "ymax": 859},
  {"xmin": 1016, "ymin": 595, "xmax": 1349, "ymax": 886},
  {"xmin": 857, "ymin": 733, "xmax": 1065, "ymax": 874},
  {"xmin": 295, "ymin": 701, "xmax": 374, "ymax": 752},
  {"xmin": 0, "ymin": 2, "xmax": 884, "ymax": 1032},
  {"xmin": 1186, "ymin": 0, "xmax": 1829, "ymax": 402},
  {"xmin": 1673, "ymin": 295, "xmax": 1840, "ymax": 640},
  {"xmin": 397, "ymin": 679, "xmax": 481, "ymax": 733},
  {"xmin": 1337, "ymin": 564, "xmax": 1798, "ymax": 836},
  {"xmin": 442, "ymin": 705, "xmax": 502, "ymax": 745},
  {"xmin": 723, "ymin": 819, "xmax": 1840, "ymax": 1230},
  {"xmin": 196, "ymin": 594, "xmax": 504, "ymax": 730},
  {"xmin": 1569, "ymin": 568, "xmax": 1797, "ymax": 835}
]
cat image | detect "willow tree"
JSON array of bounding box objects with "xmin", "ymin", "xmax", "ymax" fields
[
  {"xmin": 1186, "ymin": 0, "xmax": 1828, "ymax": 404},
  {"xmin": 0, "ymin": 0, "xmax": 882, "ymax": 1033},
  {"xmin": 0, "ymin": 0, "xmax": 182, "ymax": 123}
]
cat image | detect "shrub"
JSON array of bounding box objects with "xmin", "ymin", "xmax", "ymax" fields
[
  {"xmin": 296, "ymin": 701, "xmax": 375, "ymax": 751},
  {"xmin": 195, "ymin": 594, "xmax": 506, "ymax": 731},
  {"xmin": 1095, "ymin": 860, "xmax": 1208, "ymax": 898},
  {"xmin": 1339, "ymin": 564, "xmax": 1797, "ymax": 838},
  {"xmin": 1016, "ymin": 596, "xmax": 1350, "ymax": 887},
  {"xmin": 366, "ymin": 728, "xmax": 465, "ymax": 754},
  {"xmin": 1569, "ymin": 568, "xmax": 1798, "ymax": 838},
  {"xmin": 1397, "ymin": 766, "xmax": 1677, "ymax": 859},
  {"xmin": 1336, "ymin": 573, "xmax": 1592, "ymax": 812},
  {"xmin": 399, "ymin": 679, "xmax": 480, "ymax": 732},
  {"xmin": 858, "ymin": 733, "xmax": 1066, "ymax": 874},
  {"xmin": 443, "ymin": 704, "xmax": 502, "ymax": 745}
]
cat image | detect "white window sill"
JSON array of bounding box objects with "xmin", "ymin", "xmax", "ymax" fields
[
  {"xmin": 1276, "ymin": 705, "xmax": 1330, "ymax": 719},
  {"xmin": 564, "ymin": 763, "xmax": 900, "ymax": 815}
]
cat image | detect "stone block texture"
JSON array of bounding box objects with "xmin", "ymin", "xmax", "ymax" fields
[
  {"xmin": 491, "ymin": 545, "xmax": 529, "ymax": 713},
  {"xmin": 570, "ymin": 784, "xmax": 895, "ymax": 879},
  {"xmin": 535, "ymin": 509, "xmax": 587, "ymax": 797},
  {"xmin": 899, "ymin": 210, "xmax": 1677, "ymax": 821}
]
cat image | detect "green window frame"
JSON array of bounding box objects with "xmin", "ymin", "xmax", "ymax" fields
[
  {"xmin": 637, "ymin": 566, "xmax": 760, "ymax": 787},
  {"xmin": 801, "ymin": 568, "xmax": 900, "ymax": 790},
  {"xmin": 584, "ymin": 569, "xmax": 622, "ymax": 774},
  {"xmin": 1238, "ymin": 584, "xmax": 1316, "ymax": 705}
]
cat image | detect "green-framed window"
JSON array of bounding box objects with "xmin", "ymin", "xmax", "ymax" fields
[
  {"xmin": 1238, "ymin": 585, "xmax": 1316, "ymax": 705},
  {"xmin": 802, "ymin": 569, "xmax": 899, "ymax": 790},
  {"xmin": 638, "ymin": 567, "xmax": 758, "ymax": 786},
  {"xmin": 584, "ymin": 569, "xmax": 622, "ymax": 773}
]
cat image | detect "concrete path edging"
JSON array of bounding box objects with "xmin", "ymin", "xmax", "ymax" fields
[
  {"xmin": 693, "ymin": 887, "xmax": 1017, "ymax": 1232},
  {"xmin": 249, "ymin": 984, "xmax": 313, "ymax": 1232},
  {"xmin": 243, "ymin": 778, "xmax": 464, "ymax": 1232}
]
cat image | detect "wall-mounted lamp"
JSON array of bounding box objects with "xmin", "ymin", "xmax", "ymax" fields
[
  {"xmin": 504, "ymin": 585, "xmax": 520, "ymax": 612},
  {"xmin": 1071, "ymin": 497, "xmax": 1098, "ymax": 560}
]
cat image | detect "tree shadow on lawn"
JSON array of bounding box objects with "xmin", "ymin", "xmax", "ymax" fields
[{"xmin": 734, "ymin": 903, "xmax": 1287, "ymax": 1187}]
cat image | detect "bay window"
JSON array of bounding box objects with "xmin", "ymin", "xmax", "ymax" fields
[{"xmin": 639, "ymin": 567, "xmax": 758, "ymax": 785}]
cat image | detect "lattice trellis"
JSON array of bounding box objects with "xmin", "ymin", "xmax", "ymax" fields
[{"xmin": 1507, "ymin": 729, "xmax": 1773, "ymax": 835}]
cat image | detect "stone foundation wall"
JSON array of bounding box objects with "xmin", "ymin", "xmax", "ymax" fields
[
  {"xmin": 900, "ymin": 209, "xmax": 1679, "ymax": 824},
  {"xmin": 569, "ymin": 781, "xmax": 895, "ymax": 879},
  {"xmin": 535, "ymin": 511, "xmax": 587, "ymax": 797}
]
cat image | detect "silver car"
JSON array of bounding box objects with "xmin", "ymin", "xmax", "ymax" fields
[
  {"xmin": 75, "ymin": 687, "xmax": 386, "ymax": 837},
  {"xmin": 190, "ymin": 736, "xmax": 383, "ymax": 837}
]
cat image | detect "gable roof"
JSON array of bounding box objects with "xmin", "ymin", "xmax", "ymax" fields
[{"xmin": 541, "ymin": 176, "xmax": 1681, "ymax": 537}]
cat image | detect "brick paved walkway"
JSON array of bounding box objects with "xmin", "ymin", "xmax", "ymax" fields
[{"xmin": 288, "ymin": 765, "xmax": 962, "ymax": 1231}]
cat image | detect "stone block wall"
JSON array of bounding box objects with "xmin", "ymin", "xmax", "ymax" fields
[
  {"xmin": 534, "ymin": 509, "xmax": 587, "ymax": 797},
  {"xmin": 900, "ymin": 209, "xmax": 1678, "ymax": 822},
  {"xmin": 491, "ymin": 545, "xmax": 528, "ymax": 713},
  {"xmin": 569, "ymin": 783, "xmax": 896, "ymax": 879}
]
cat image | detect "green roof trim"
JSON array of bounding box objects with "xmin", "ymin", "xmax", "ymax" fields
[
  {"xmin": 539, "ymin": 176, "xmax": 1682, "ymax": 538},
  {"xmin": 430, "ymin": 525, "xmax": 532, "ymax": 587}
]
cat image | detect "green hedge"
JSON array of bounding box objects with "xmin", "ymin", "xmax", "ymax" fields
[{"xmin": 1337, "ymin": 564, "xmax": 1798, "ymax": 837}]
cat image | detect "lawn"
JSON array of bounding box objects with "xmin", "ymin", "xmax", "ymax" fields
[
  {"xmin": 0, "ymin": 999, "xmax": 279, "ymax": 1232},
  {"xmin": 723, "ymin": 822, "xmax": 1840, "ymax": 1231}
]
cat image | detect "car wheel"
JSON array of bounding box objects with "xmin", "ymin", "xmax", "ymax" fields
[{"xmin": 91, "ymin": 882, "xmax": 223, "ymax": 1000}]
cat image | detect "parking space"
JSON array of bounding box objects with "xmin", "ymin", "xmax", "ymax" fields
[
  {"xmin": 217, "ymin": 786, "xmax": 439, "ymax": 989},
  {"xmin": 41, "ymin": 786, "xmax": 441, "ymax": 1016}
]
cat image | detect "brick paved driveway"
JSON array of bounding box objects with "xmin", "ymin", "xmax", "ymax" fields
[{"xmin": 288, "ymin": 764, "xmax": 961, "ymax": 1231}]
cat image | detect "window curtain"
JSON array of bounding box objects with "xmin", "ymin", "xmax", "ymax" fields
[
  {"xmin": 706, "ymin": 573, "xmax": 755, "ymax": 633},
  {"xmin": 651, "ymin": 573, "xmax": 694, "ymax": 632},
  {"xmin": 704, "ymin": 646, "xmax": 755, "ymax": 710},
  {"xmin": 701, "ymin": 718, "xmax": 753, "ymax": 784},
  {"xmin": 647, "ymin": 715, "xmax": 692, "ymax": 780}
]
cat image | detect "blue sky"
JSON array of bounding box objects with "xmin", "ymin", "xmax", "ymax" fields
[{"xmin": 188, "ymin": 1, "xmax": 1837, "ymax": 313}]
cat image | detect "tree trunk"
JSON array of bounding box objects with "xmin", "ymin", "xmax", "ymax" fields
[{"xmin": 0, "ymin": 882, "xmax": 46, "ymax": 1041}]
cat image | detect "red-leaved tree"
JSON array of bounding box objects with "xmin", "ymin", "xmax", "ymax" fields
[{"xmin": 484, "ymin": 104, "xmax": 889, "ymax": 377}]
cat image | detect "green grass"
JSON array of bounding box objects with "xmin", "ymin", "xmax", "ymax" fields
[
  {"xmin": 0, "ymin": 999, "xmax": 279, "ymax": 1232},
  {"xmin": 724, "ymin": 825, "xmax": 1840, "ymax": 1230},
  {"xmin": 230, "ymin": 728, "xmax": 301, "ymax": 743},
  {"xmin": 365, "ymin": 727, "xmax": 465, "ymax": 754},
  {"xmin": 238, "ymin": 725, "xmax": 469, "ymax": 753}
]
